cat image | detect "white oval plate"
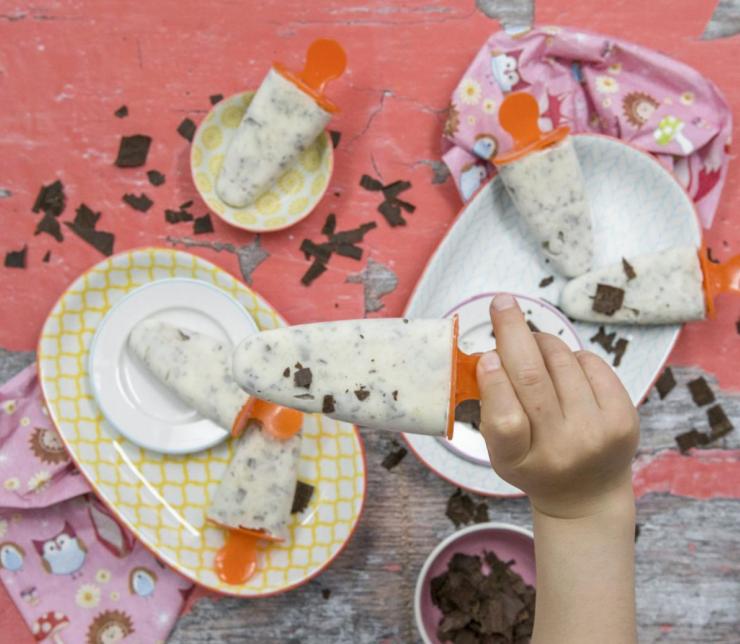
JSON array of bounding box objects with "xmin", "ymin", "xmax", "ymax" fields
[
  {"xmin": 191, "ymin": 90, "xmax": 334, "ymax": 233},
  {"xmin": 38, "ymin": 248, "xmax": 366, "ymax": 597},
  {"xmin": 404, "ymin": 135, "xmax": 701, "ymax": 496},
  {"xmin": 88, "ymin": 278, "xmax": 258, "ymax": 454}
]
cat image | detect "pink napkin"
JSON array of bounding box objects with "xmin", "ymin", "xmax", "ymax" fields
[
  {"xmin": 0, "ymin": 365, "xmax": 193, "ymax": 644},
  {"xmin": 442, "ymin": 25, "xmax": 732, "ymax": 228}
]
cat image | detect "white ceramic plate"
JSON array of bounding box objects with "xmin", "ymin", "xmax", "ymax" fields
[
  {"xmin": 38, "ymin": 249, "xmax": 366, "ymax": 596},
  {"xmin": 404, "ymin": 135, "xmax": 701, "ymax": 495},
  {"xmin": 191, "ymin": 91, "xmax": 333, "ymax": 233},
  {"xmin": 88, "ymin": 278, "xmax": 258, "ymax": 454}
]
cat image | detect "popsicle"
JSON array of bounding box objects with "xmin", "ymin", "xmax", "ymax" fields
[
  {"xmin": 494, "ymin": 92, "xmax": 593, "ymax": 277},
  {"xmin": 216, "ymin": 39, "xmax": 347, "ymax": 208},
  {"xmin": 232, "ymin": 318, "xmax": 482, "ymax": 437},
  {"xmin": 560, "ymin": 246, "xmax": 739, "ymax": 324}
]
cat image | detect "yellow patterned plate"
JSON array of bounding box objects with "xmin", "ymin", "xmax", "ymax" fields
[
  {"xmin": 38, "ymin": 248, "xmax": 366, "ymax": 596},
  {"xmin": 191, "ymin": 91, "xmax": 334, "ymax": 233}
]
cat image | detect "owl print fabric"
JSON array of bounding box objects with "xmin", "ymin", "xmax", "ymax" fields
[
  {"xmin": 0, "ymin": 366, "xmax": 193, "ymax": 644},
  {"xmin": 443, "ymin": 25, "xmax": 732, "ymax": 228}
]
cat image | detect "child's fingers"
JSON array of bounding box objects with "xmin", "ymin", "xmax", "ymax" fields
[
  {"xmin": 575, "ymin": 350, "xmax": 634, "ymax": 414},
  {"xmin": 491, "ymin": 294, "xmax": 563, "ymax": 426},
  {"xmin": 477, "ymin": 350, "xmax": 531, "ymax": 466},
  {"xmin": 533, "ymin": 333, "xmax": 597, "ymax": 413}
]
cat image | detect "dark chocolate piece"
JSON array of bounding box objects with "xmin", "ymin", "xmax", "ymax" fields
[
  {"xmin": 455, "ymin": 400, "xmax": 481, "ymax": 430},
  {"xmin": 359, "ymin": 174, "xmax": 383, "ymax": 191},
  {"xmin": 32, "ymin": 180, "xmax": 66, "ymax": 217},
  {"xmin": 283, "ymin": 368, "xmax": 290, "ymax": 378},
  {"xmin": 322, "ymin": 395, "xmax": 336, "ymax": 414},
  {"xmin": 634, "ymin": 523, "xmax": 641, "ymax": 542},
  {"xmin": 180, "ymin": 200, "xmax": 194, "ymax": 209},
  {"xmin": 4, "ymin": 245, "xmax": 27, "ymax": 268},
  {"xmin": 622, "ymin": 258, "xmax": 637, "ymax": 280},
  {"xmin": 377, "ymin": 200, "xmax": 407, "ymax": 227},
  {"xmin": 445, "ymin": 489, "xmax": 489, "ymax": 528},
  {"xmin": 321, "ymin": 213, "xmax": 336, "ymax": 236},
  {"xmin": 294, "ymin": 366, "xmax": 313, "ymax": 389},
  {"xmin": 391, "ymin": 390, "xmax": 398, "ymax": 401},
  {"xmin": 291, "ymin": 481, "xmax": 314, "ymax": 514},
  {"xmin": 209, "ymin": 94, "xmax": 224, "ymax": 105},
  {"xmin": 335, "ymin": 244, "xmax": 362, "ymax": 260},
  {"xmin": 42, "ymin": 251, "xmax": 51, "ymax": 263},
  {"xmin": 381, "ymin": 445, "xmax": 407, "ymax": 470},
  {"xmin": 675, "ymin": 429, "xmax": 707, "ymax": 453},
  {"xmin": 193, "ymin": 214, "xmax": 214, "ymax": 235},
  {"xmin": 114, "ymin": 105, "xmax": 129, "ymax": 118},
  {"xmin": 114, "ymin": 134, "xmax": 152, "ymax": 168},
  {"xmin": 655, "ymin": 367, "xmax": 676, "ymax": 400},
  {"xmin": 177, "ymin": 118, "xmax": 196, "ymax": 142},
  {"xmin": 65, "ymin": 204, "xmax": 115, "ymax": 256},
  {"xmin": 354, "ymin": 388, "xmax": 370, "ymax": 401},
  {"xmin": 330, "ymin": 222, "xmax": 376, "ymax": 245},
  {"xmin": 321, "ymin": 588, "xmax": 331, "ymax": 600},
  {"xmin": 301, "ymin": 259, "xmax": 327, "ymax": 286},
  {"xmin": 612, "ymin": 338, "xmax": 629, "ymax": 367},
  {"xmin": 329, "ymin": 130, "xmax": 341, "ymax": 148},
  {"xmin": 34, "ymin": 212, "xmax": 63, "ymax": 241},
  {"xmin": 538, "ymin": 276, "xmax": 554, "ymax": 288},
  {"xmin": 165, "ymin": 208, "xmax": 194, "ymax": 224},
  {"xmin": 122, "ymin": 193, "xmax": 153, "ymax": 212},
  {"xmin": 707, "ymin": 404, "xmax": 733, "ymax": 439},
  {"xmin": 147, "ymin": 170, "xmax": 166, "ymax": 186},
  {"xmin": 592, "ymin": 283, "xmax": 625, "ymax": 316},
  {"xmin": 300, "ymin": 239, "xmax": 333, "ymax": 263},
  {"xmin": 687, "ymin": 377, "xmax": 715, "ymax": 407}
]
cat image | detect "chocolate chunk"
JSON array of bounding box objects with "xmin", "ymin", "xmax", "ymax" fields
[
  {"xmin": 177, "ymin": 118, "xmax": 196, "ymax": 142},
  {"xmin": 122, "ymin": 193, "xmax": 153, "ymax": 212},
  {"xmin": 300, "ymin": 239, "xmax": 333, "ymax": 263},
  {"xmin": 65, "ymin": 204, "xmax": 115, "ymax": 256},
  {"xmin": 165, "ymin": 208, "xmax": 194, "ymax": 224},
  {"xmin": 301, "ymin": 259, "xmax": 327, "ymax": 286},
  {"xmin": 655, "ymin": 367, "xmax": 676, "ymax": 399},
  {"xmin": 392, "ymin": 390, "xmax": 398, "ymax": 401},
  {"xmin": 675, "ymin": 429, "xmax": 707, "ymax": 453},
  {"xmin": 446, "ymin": 489, "xmax": 489, "ymax": 528},
  {"xmin": 180, "ymin": 200, "xmax": 194, "ymax": 209},
  {"xmin": 377, "ymin": 200, "xmax": 407, "ymax": 226},
  {"xmin": 114, "ymin": 105, "xmax": 129, "ymax": 118},
  {"xmin": 592, "ymin": 283, "xmax": 625, "ymax": 316},
  {"xmin": 4, "ymin": 245, "xmax": 27, "ymax": 268},
  {"xmin": 42, "ymin": 251, "xmax": 51, "ymax": 263},
  {"xmin": 330, "ymin": 222, "xmax": 376, "ymax": 245},
  {"xmin": 455, "ymin": 400, "xmax": 481, "ymax": 430},
  {"xmin": 382, "ymin": 445, "xmax": 407, "ymax": 470},
  {"xmin": 538, "ymin": 276, "xmax": 554, "ymax": 288},
  {"xmin": 114, "ymin": 134, "xmax": 152, "ymax": 168},
  {"xmin": 526, "ymin": 320, "xmax": 540, "ymax": 333},
  {"xmin": 622, "ymin": 258, "xmax": 637, "ymax": 280},
  {"xmin": 193, "ymin": 214, "xmax": 214, "ymax": 235},
  {"xmin": 354, "ymin": 387, "xmax": 370, "ymax": 401},
  {"xmin": 687, "ymin": 377, "xmax": 715, "ymax": 407},
  {"xmin": 329, "ymin": 130, "xmax": 341, "ymax": 148},
  {"xmin": 209, "ymin": 94, "xmax": 224, "ymax": 105},
  {"xmin": 34, "ymin": 211, "xmax": 63, "ymax": 241},
  {"xmin": 147, "ymin": 170, "xmax": 166, "ymax": 186},
  {"xmin": 321, "ymin": 213, "xmax": 336, "ymax": 236},
  {"xmin": 707, "ymin": 404, "xmax": 733, "ymax": 439},
  {"xmin": 283, "ymin": 368, "xmax": 290, "ymax": 378},
  {"xmin": 382, "ymin": 180, "xmax": 412, "ymax": 200},
  {"xmin": 612, "ymin": 338, "xmax": 629, "ymax": 367},
  {"xmin": 335, "ymin": 244, "xmax": 363, "ymax": 260},
  {"xmin": 359, "ymin": 174, "xmax": 383, "ymax": 191},
  {"xmin": 321, "ymin": 588, "xmax": 332, "ymax": 600},
  {"xmin": 32, "ymin": 180, "xmax": 66, "ymax": 217},
  {"xmin": 321, "ymin": 395, "xmax": 336, "ymax": 414},
  {"xmin": 294, "ymin": 366, "xmax": 312, "ymax": 389},
  {"xmin": 291, "ymin": 481, "xmax": 314, "ymax": 514}
]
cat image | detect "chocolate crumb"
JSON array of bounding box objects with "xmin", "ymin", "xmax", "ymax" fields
[
  {"xmin": 455, "ymin": 400, "xmax": 481, "ymax": 430},
  {"xmin": 382, "ymin": 445, "xmax": 407, "ymax": 470},
  {"xmin": 635, "ymin": 524, "xmax": 641, "ymax": 542},
  {"xmin": 294, "ymin": 366, "xmax": 313, "ymax": 389},
  {"xmin": 165, "ymin": 208, "xmax": 194, "ymax": 224},
  {"xmin": 687, "ymin": 377, "xmax": 715, "ymax": 407},
  {"xmin": 707, "ymin": 404, "xmax": 733, "ymax": 439},
  {"xmin": 592, "ymin": 283, "xmax": 625, "ymax": 316},
  {"xmin": 65, "ymin": 204, "xmax": 115, "ymax": 256},
  {"xmin": 147, "ymin": 170, "xmax": 166, "ymax": 186},
  {"xmin": 392, "ymin": 390, "xmax": 398, "ymax": 401},
  {"xmin": 538, "ymin": 276, "xmax": 554, "ymax": 288},
  {"xmin": 655, "ymin": 368, "xmax": 676, "ymax": 399},
  {"xmin": 4, "ymin": 245, "xmax": 27, "ymax": 269},
  {"xmin": 177, "ymin": 330, "xmax": 190, "ymax": 341},
  {"xmin": 209, "ymin": 94, "xmax": 224, "ymax": 105},
  {"xmin": 675, "ymin": 429, "xmax": 707, "ymax": 453},
  {"xmin": 114, "ymin": 134, "xmax": 152, "ymax": 168},
  {"xmin": 612, "ymin": 338, "xmax": 629, "ymax": 367},
  {"xmin": 446, "ymin": 489, "xmax": 489, "ymax": 528},
  {"xmin": 177, "ymin": 118, "xmax": 196, "ymax": 142},
  {"xmin": 122, "ymin": 193, "xmax": 153, "ymax": 212},
  {"xmin": 193, "ymin": 214, "xmax": 214, "ymax": 235},
  {"xmin": 622, "ymin": 258, "xmax": 637, "ymax": 280},
  {"xmin": 283, "ymin": 368, "xmax": 290, "ymax": 378},
  {"xmin": 32, "ymin": 180, "xmax": 66, "ymax": 217},
  {"xmin": 291, "ymin": 481, "xmax": 314, "ymax": 514},
  {"xmin": 329, "ymin": 130, "xmax": 341, "ymax": 148},
  {"xmin": 42, "ymin": 251, "xmax": 51, "ymax": 263},
  {"xmin": 354, "ymin": 388, "xmax": 370, "ymax": 401},
  {"xmin": 34, "ymin": 212, "xmax": 63, "ymax": 242},
  {"xmin": 359, "ymin": 174, "xmax": 383, "ymax": 191},
  {"xmin": 301, "ymin": 259, "xmax": 327, "ymax": 286},
  {"xmin": 321, "ymin": 588, "xmax": 332, "ymax": 600},
  {"xmin": 322, "ymin": 395, "xmax": 336, "ymax": 414},
  {"xmin": 335, "ymin": 244, "xmax": 362, "ymax": 260},
  {"xmin": 321, "ymin": 213, "xmax": 336, "ymax": 237}
]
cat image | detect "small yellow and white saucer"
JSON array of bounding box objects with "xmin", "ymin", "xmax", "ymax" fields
[{"xmin": 191, "ymin": 91, "xmax": 334, "ymax": 233}]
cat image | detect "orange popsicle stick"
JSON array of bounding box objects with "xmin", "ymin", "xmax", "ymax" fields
[
  {"xmin": 495, "ymin": 92, "xmax": 569, "ymax": 165},
  {"xmin": 232, "ymin": 398, "xmax": 303, "ymax": 440},
  {"xmin": 445, "ymin": 316, "xmax": 482, "ymax": 440},
  {"xmin": 274, "ymin": 38, "xmax": 347, "ymax": 114},
  {"xmin": 697, "ymin": 242, "xmax": 740, "ymax": 318},
  {"xmin": 215, "ymin": 529, "xmax": 258, "ymax": 585}
]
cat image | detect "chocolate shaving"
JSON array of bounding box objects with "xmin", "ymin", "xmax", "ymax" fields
[
  {"xmin": 329, "ymin": 130, "xmax": 341, "ymax": 148},
  {"xmin": 300, "ymin": 239, "xmax": 333, "ymax": 263},
  {"xmin": 622, "ymin": 258, "xmax": 637, "ymax": 280},
  {"xmin": 687, "ymin": 377, "xmax": 715, "ymax": 407},
  {"xmin": 331, "ymin": 223, "xmax": 377, "ymax": 245},
  {"xmin": 65, "ymin": 204, "xmax": 115, "ymax": 256},
  {"xmin": 612, "ymin": 338, "xmax": 629, "ymax": 367},
  {"xmin": 193, "ymin": 214, "xmax": 214, "ymax": 235},
  {"xmin": 392, "ymin": 390, "xmax": 398, "ymax": 401},
  {"xmin": 455, "ymin": 400, "xmax": 481, "ymax": 430},
  {"xmin": 177, "ymin": 118, "xmax": 196, "ymax": 142},
  {"xmin": 291, "ymin": 481, "xmax": 314, "ymax": 514},
  {"xmin": 589, "ymin": 326, "xmax": 616, "ymax": 352},
  {"xmin": 114, "ymin": 134, "xmax": 152, "ymax": 168},
  {"xmin": 655, "ymin": 368, "xmax": 676, "ymax": 400},
  {"xmin": 538, "ymin": 276, "xmax": 554, "ymax": 288},
  {"xmin": 147, "ymin": 170, "xmax": 166, "ymax": 186},
  {"xmin": 165, "ymin": 208, "xmax": 194, "ymax": 224},
  {"xmin": 282, "ymin": 368, "xmax": 290, "ymax": 378},
  {"xmin": 209, "ymin": 94, "xmax": 224, "ymax": 105},
  {"xmin": 4, "ymin": 245, "xmax": 27, "ymax": 268},
  {"xmin": 592, "ymin": 283, "xmax": 625, "ymax": 316},
  {"xmin": 322, "ymin": 395, "xmax": 336, "ymax": 414},
  {"xmin": 321, "ymin": 588, "xmax": 332, "ymax": 600},
  {"xmin": 382, "ymin": 444, "xmax": 407, "ymax": 470},
  {"xmin": 359, "ymin": 174, "xmax": 383, "ymax": 191},
  {"xmin": 675, "ymin": 429, "xmax": 708, "ymax": 453},
  {"xmin": 335, "ymin": 244, "xmax": 362, "ymax": 260},
  {"xmin": 321, "ymin": 213, "xmax": 336, "ymax": 236},
  {"xmin": 294, "ymin": 366, "xmax": 313, "ymax": 389},
  {"xmin": 114, "ymin": 105, "xmax": 128, "ymax": 118},
  {"xmin": 32, "ymin": 180, "xmax": 66, "ymax": 217},
  {"xmin": 354, "ymin": 388, "xmax": 370, "ymax": 401},
  {"xmin": 301, "ymin": 259, "xmax": 327, "ymax": 286},
  {"xmin": 122, "ymin": 193, "xmax": 153, "ymax": 212},
  {"xmin": 34, "ymin": 212, "xmax": 63, "ymax": 242},
  {"xmin": 359, "ymin": 174, "xmax": 415, "ymax": 227},
  {"xmin": 42, "ymin": 251, "xmax": 51, "ymax": 263},
  {"xmin": 446, "ymin": 489, "xmax": 489, "ymax": 528},
  {"xmin": 707, "ymin": 404, "xmax": 733, "ymax": 439},
  {"xmin": 377, "ymin": 200, "xmax": 407, "ymax": 227}
]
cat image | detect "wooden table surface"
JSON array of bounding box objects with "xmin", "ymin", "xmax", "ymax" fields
[{"xmin": 1, "ymin": 1, "xmax": 738, "ymax": 642}]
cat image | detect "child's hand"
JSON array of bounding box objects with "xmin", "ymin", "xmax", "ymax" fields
[{"xmin": 476, "ymin": 294, "xmax": 639, "ymax": 519}]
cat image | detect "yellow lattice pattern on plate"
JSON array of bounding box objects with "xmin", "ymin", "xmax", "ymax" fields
[
  {"xmin": 37, "ymin": 248, "xmax": 366, "ymax": 596},
  {"xmin": 191, "ymin": 91, "xmax": 333, "ymax": 233}
]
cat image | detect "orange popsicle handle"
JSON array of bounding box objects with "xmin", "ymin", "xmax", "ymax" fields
[
  {"xmin": 698, "ymin": 244, "xmax": 740, "ymax": 318},
  {"xmin": 215, "ymin": 529, "xmax": 258, "ymax": 585},
  {"xmin": 232, "ymin": 398, "xmax": 303, "ymax": 440},
  {"xmin": 445, "ymin": 316, "xmax": 482, "ymax": 440},
  {"xmin": 495, "ymin": 92, "xmax": 569, "ymax": 165},
  {"xmin": 275, "ymin": 38, "xmax": 346, "ymax": 114}
]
